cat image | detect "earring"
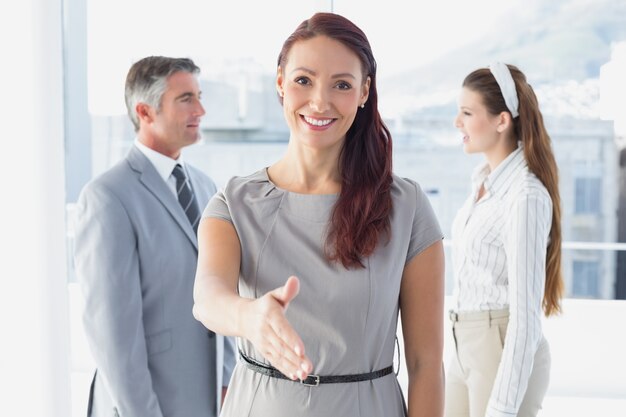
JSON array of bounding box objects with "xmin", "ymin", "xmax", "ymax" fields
[
  {"xmin": 360, "ymin": 103, "xmax": 365, "ymax": 109},
  {"xmin": 278, "ymin": 91, "xmax": 284, "ymax": 97}
]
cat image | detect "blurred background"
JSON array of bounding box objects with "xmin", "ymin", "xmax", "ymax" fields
[{"xmin": 1, "ymin": 0, "xmax": 625, "ymax": 415}]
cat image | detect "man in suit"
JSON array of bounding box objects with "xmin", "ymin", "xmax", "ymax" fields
[{"xmin": 74, "ymin": 56, "xmax": 235, "ymax": 417}]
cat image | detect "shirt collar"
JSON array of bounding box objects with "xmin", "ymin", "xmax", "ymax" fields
[
  {"xmin": 134, "ymin": 139, "xmax": 185, "ymax": 181},
  {"xmin": 471, "ymin": 142, "xmax": 527, "ymax": 196}
]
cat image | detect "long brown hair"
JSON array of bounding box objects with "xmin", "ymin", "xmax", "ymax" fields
[
  {"xmin": 463, "ymin": 64, "xmax": 563, "ymax": 316},
  {"xmin": 277, "ymin": 13, "xmax": 393, "ymax": 269}
]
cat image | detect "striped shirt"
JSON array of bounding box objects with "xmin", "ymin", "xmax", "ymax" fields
[{"xmin": 451, "ymin": 145, "xmax": 552, "ymax": 417}]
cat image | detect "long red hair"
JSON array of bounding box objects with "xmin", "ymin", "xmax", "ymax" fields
[{"xmin": 277, "ymin": 13, "xmax": 393, "ymax": 269}]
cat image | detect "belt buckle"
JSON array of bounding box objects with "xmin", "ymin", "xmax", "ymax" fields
[{"xmin": 300, "ymin": 374, "xmax": 320, "ymax": 387}]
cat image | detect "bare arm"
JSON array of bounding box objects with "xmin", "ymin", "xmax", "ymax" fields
[
  {"xmin": 400, "ymin": 240, "xmax": 445, "ymax": 417},
  {"xmin": 192, "ymin": 218, "xmax": 313, "ymax": 380}
]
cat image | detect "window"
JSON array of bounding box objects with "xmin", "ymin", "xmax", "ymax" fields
[
  {"xmin": 575, "ymin": 177, "xmax": 602, "ymax": 214},
  {"xmin": 76, "ymin": 1, "xmax": 626, "ymax": 300},
  {"xmin": 572, "ymin": 260, "xmax": 600, "ymax": 298}
]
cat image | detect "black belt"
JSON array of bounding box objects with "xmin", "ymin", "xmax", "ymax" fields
[{"xmin": 239, "ymin": 350, "xmax": 393, "ymax": 387}]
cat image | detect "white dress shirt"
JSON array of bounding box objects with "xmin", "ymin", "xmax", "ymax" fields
[
  {"xmin": 451, "ymin": 144, "xmax": 553, "ymax": 417},
  {"xmin": 134, "ymin": 139, "xmax": 189, "ymax": 197}
]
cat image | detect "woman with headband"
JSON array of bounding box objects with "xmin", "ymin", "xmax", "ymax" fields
[{"xmin": 446, "ymin": 63, "xmax": 563, "ymax": 417}]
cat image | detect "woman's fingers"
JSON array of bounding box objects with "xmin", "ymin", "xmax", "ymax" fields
[
  {"xmin": 265, "ymin": 327, "xmax": 312, "ymax": 379},
  {"xmin": 246, "ymin": 276, "xmax": 313, "ymax": 380}
]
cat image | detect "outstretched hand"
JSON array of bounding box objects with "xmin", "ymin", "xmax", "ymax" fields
[{"xmin": 242, "ymin": 276, "xmax": 313, "ymax": 380}]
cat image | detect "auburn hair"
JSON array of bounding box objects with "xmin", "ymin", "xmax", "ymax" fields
[
  {"xmin": 277, "ymin": 13, "xmax": 393, "ymax": 269},
  {"xmin": 463, "ymin": 65, "xmax": 563, "ymax": 316}
]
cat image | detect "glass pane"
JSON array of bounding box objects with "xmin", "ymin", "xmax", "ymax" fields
[
  {"xmin": 572, "ymin": 260, "xmax": 600, "ymax": 298},
  {"xmin": 79, "ymin": 0, "xmax": 626, "ymax": 302}
]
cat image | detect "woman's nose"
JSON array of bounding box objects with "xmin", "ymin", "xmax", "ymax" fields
[
  {"xmin": 309, "ymin": 87, "xmax": 330, "ymax": 113},
  {"xmin": 453, "ymin": 113, "xmax": 462, "ymax": 128}
]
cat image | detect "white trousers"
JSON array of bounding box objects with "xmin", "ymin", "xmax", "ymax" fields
[{"xmin": 444, "ymin": 309, "xmax": 551, "ymax": 417}]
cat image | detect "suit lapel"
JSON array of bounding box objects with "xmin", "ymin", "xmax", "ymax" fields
[{"xmin": 126, "ymin": 147, "xmax": 198, "ymax": 251}]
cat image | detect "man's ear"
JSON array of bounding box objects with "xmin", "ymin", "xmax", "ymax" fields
[{"xmin": 136, "ymin": 102, "xmax": 154, "ymax": 125}]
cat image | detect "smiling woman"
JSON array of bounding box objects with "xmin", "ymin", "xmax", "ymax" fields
[
  {"xmin": 191, "ymin": 12, "xmax": 445, "ymax": 417},
  {"xmin": 276, "ymin": 35, "xmax": 370, "ymax": 162}
]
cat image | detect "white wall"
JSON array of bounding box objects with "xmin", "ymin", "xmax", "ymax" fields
[{"xmin": 0, "ymin": 0, "xmax": 71, "ymax": 415}]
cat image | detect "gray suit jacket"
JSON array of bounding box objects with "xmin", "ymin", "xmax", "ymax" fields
[{"xmin": 74, "ymin": 146, "xmax": 235, "ymax": 417}]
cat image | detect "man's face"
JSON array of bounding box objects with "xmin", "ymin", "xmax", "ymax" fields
[{"xmin": 144, "ymin": 71, "xmax": 205, "ymax": 158}]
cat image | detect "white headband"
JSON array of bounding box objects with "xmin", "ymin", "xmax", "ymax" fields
[{"xmin": 489, "ymin": 62, "xmax": 519, "ymax": 118}]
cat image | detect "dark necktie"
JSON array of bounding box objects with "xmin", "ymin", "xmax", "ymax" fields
[
  {"xmin": 172, "ymin": 164, "xmax": 214, "ymax": 339},
  {"xmin": 172, "ymin": 164, "xmax": 201, "ymax": 234}
]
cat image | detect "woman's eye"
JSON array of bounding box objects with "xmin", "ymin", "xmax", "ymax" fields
[
  {"xmin": 295, "ymin": 77, "xmax": 310, "ymax": 86},
  {"xmin": 336, "ymin": 81, "xmax": 352, "ymax": 90},
  {"xmin": 463, "ymin": 111, "xmax": 471, "ymax": 116}
]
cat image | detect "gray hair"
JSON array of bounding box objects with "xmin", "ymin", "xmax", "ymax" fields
[{"xmin": 124, "ymin": 56, "xmax": 200, "ymax": 131}]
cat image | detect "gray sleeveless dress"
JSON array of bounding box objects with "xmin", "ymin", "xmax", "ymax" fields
[{"xmin": 203, "ymin": 169, "xmax": 442, "ymax": 417}]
